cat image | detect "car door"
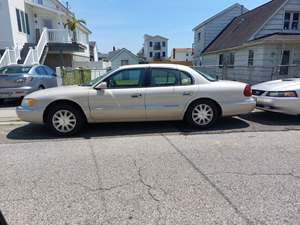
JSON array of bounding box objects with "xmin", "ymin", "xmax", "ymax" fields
[
  {"xmin": 145, "ymin": 68, "xmax": 182, "ymax": 120},
  {"xmin": 34, "ymin": 66, "xmax": 48, "ymax": 88},
  {"xmin": 89, "ymin": 68, "xmax": 147, "ymax": 122},
  {"xmin": 43, "ymin": 66, "xmax": 58, "ymax": 87}
]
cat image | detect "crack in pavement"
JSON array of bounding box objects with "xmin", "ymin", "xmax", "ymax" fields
[
  {"xmin": 206, "ymin": 172, "xmax": 300, "ymax": 180},
  {"xmin": 63, "ymin": 180, "xmax": 140, "ymax": 192},
  {"xmin": 88, "ymin": 141, "xmax": 108, "ymax": 220},
  {"xmin": 162, "ymin": 134, "xmax": 255, "ymax": 225},
  {"xmin": 132, "ymin": 159, "xmax": 164, "ymax": 225}
]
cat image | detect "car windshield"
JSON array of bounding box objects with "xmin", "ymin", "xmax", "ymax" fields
[
  {"xmin": 0, "ymin": 66, "xmax": 32, "ymax": 74},
  {"xmin": 81, "ymin": 69, "xmax": 117, "ymax": 86},
  {"xmin": 191, "ymin": 68, "xmax": 218, "ymax": 82}
]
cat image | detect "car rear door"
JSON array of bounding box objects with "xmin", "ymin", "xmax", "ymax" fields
[
  {"xmin": 43, "ymin": 66, "xmax": 58, "ymax": 87},
  {"xmin": 89, "ymin": 68, "xmax": 147, "ymax": 122},
  {"xmin": 144, "ymin": 68, "xmax": 183, "ymax": 121}
]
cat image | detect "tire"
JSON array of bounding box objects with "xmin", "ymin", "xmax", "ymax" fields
[
  {"xmin": 185, "ymin": 100, "xmax": 219, "ymax": 129},
  {"xmin": 39, "ymin": 85, "xmax": 45, "ymax": 90},
  {"xmin": 46, "ymin": 104, "xmax": 85, "ymax": 136}
]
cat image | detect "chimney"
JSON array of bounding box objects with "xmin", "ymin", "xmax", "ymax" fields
[{"xmin": 113, "ymin": 46, "xmax": 116, "ymax": 51}]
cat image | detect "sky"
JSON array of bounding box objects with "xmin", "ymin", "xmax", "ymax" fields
[{"xmin": 67, "ymin": 0, "xmax": 270, "ymax": 54}]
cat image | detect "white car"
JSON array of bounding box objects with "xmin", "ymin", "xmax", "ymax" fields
[
  {"xmin": 252, "ymin": 78, "xmax": 300, "ymax": 115},
  {"xmin": 17, "ymin": 64, "xmax": 256, "ymax": 136}
]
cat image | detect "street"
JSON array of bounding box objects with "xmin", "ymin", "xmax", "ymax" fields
[{"xmin": 0, "ymin": 111, "xmax": 299, "ymax": 225}]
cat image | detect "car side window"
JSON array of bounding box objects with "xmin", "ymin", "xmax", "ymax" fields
[
  {"xmin": 44, "ymin": 66, "xmax": 55, "ymax": 76},
  {"xmin": 105, "ymin": 69, "xmax": 145, "ymax": 89},
  {"xmin": 35, "ymin": 66, "xmax": 47, "ymax": 75},
  {"xmin": 180, "ymin": 71, "xmax": 193, "ymax": 86},
  {"xmin": 150, "ymin": 68, "xmax": 179, "ymax": 87}
]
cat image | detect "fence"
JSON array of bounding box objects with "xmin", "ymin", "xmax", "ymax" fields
[
  {"xmin": 193, "ymin": 65, "xmax": 300, "ymax": 84},
  {"xmin": 56, "ymin": 67, "xmax": 109, "ymax": 86}
]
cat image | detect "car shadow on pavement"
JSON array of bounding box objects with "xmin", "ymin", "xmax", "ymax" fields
[
  {"xmin": 240, "ymin": 111, "xmax": 300, "ymax": 126},
  {"xmin": 7, "ymin": 117, "xmax": 250, "ymax": 141}
]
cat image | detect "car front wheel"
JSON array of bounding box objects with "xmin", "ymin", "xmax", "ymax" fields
[
  {"xmin": 185, "ymin": 100, "xmax": 219, "ymax": 129},
  {"xmin": 47, "ymin": 104, "xmax": 85, "ymax": 136}
]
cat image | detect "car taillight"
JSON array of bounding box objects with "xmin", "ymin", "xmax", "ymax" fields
[
  {"xmin": 243, "ymin": 84, "xmax": 252, "ymax": 97},
  {"xmin": 26, "ymin": 76, "xmax": 34, "ymax": 82}
]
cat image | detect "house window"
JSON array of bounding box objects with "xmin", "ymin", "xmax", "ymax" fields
[
  {"xmin": 162, "ymin": 41, "xmax": 166, "ymax": 47},
  {"xmin": 198, "ymin": 32, "xmax": 201, "ymax": 41},
  {"xmin": 121, "ymin": 60, "xmax": 129, "ymax": 66},
  {"xmin": 227, "ymin": 53, "xmax": 235, "ymax": 67},
  {"xmin": 248, "ymin": 50, "xmax": 254, "ymax": 66},
  {"xmin": 280, "ymin": 50, "xmax": 290, "ymax": 75},
  {"xmin": 16, "ymin": 9, "xmax": 22, "ymax": 32},
  {"xmin": 219, "ymin": 54, "xmax": 224, "ymax": 67},
  {"xmin": 38, "ymin": 0, "xmax": 43, "ymax": 5},
  {"xmin": 162, "ymin": 52, "xmax": 166, "ymax": 57},
  {"xmin": 149, "ymin": 52, "xmax": 153, "ymax": 58},
  {"xmin": 16, "ymin": 9, "xmax": 30, "ymax": 34},
  {"xmin": 149, "ymin": 42, "xmax": 153, "ymax": 47},
  {"xmin": 284, "ymin": 12, "xmax": 300, "ymax": 30}
]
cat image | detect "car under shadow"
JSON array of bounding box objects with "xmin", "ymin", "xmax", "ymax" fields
[{"xmin": 7, "ymin": 117, "xmax": 250, "ymax": 141}]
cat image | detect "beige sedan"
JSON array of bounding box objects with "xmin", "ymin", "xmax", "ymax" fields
[{"xmin": 17, "ymin": 64, "xmax": 255, "ymax": 136}]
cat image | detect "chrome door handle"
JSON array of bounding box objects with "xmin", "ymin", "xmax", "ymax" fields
[
  {"xmin": 182, "ymin": 92, "xmax": 193, "ymax": 96},
  {"xmin": 131, "ymin": 93, "xmax": 142, "ymax": 98}
]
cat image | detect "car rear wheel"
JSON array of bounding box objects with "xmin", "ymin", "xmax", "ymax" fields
[
  {"xmin": 47, "ymin": 104, "xmax": 85, "ymax": 136},
  {"xmin": 185, "ymin": 100, "xmax": 219, "ymax": 129}
]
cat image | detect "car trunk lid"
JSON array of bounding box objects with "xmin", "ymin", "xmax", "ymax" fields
[{"xmin": 0, "ymin": 74, "xmax": 25, "ymax": 88}]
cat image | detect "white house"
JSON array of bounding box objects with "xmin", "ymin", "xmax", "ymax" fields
[
  {"xmin": 143, "ymin": 34, "xmax": 168, "ymax": 62},
  {"xmin": 0, "ymin": 0, "xmax": 97, "ymax": 69},
  {"xmin": 201, "ymin": 0, "xmax": 300, "ymax": 84},
  {"xmin": 192, "ymin": 3, "xmax": 248, "ymax": 66},
  {"xmin": 107, "ymin": 48, "xmax": 139, "ymax": 70},
  {"xmin": 171, "ymin": 48, "xmax": 193, "ymax": 62}
]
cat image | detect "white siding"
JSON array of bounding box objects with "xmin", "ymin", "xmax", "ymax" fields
[
  {"xmin": 255, "ymin": 0, "xmax": 300, "ymax": 39},
  {"xmin": 0, "ymin": 0, "xmax": 14, "ymax": 49},
  {"xmin": 193, "ymin": 4, "xmax": 246, "ymax": 65},
  {"xmin": 144, "ymin": 35, "xmax": 168, "ymax": 62}
]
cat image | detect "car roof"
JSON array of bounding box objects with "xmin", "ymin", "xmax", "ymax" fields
[{"xmin": 120, "ymin": 63, "xmax": 192, "ymax": 71}]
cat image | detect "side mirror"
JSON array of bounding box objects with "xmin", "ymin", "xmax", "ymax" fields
[
  {"xmin": 95, "ymin": 82, "xmax": 107, "ymax": 90},
  {"xmin": 52, "ymin": 73, "xmax": 57, "ymax": 77}
]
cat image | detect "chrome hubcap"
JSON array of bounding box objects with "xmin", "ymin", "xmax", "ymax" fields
[
  {"xmin": 192, "ymin": 104, "xmax": 214, "ymax": 125},
  {"xmin": 52, "ymin": 110, "xmax": 76, "ymax": 133}
]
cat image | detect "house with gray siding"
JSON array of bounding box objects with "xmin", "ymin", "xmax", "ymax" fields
[
  {"xmin": 201, "ymin": 0, "xmax": 300, "ymax": 84},
  {"xmin": 192, "ymin": 3, "xmax": 247, "ymax": 66},
  {"xmin": 107, "ymin": 48, "xmax": 139, "ymax": 70}
]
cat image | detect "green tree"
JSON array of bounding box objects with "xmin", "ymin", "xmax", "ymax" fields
[{"xmin": 64, "ymin": 17, "xmax": 86, "ymax": 42}]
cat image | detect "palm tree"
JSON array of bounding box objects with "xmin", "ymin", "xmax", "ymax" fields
[{"xmin": 64, "ymin": 17, "xmax": 86, "ymax": 42}]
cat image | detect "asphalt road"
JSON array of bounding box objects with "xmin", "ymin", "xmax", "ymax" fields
[{"xmin": 0, "ymin": 112, "xmax": 299, "ymax": 225}]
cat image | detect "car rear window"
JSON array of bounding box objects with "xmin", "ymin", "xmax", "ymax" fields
[{"xmin": 0, "ymin": 66, "xmax": 32, "ymax": 74}]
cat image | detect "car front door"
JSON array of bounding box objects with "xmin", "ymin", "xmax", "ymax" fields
[
  {"xmin": 145, "ymin": 68, "xmax": 183, "ymax": 121},
  {"xmin": 89, "ymin": 68, "xmax": 147, "ymax": 122}
]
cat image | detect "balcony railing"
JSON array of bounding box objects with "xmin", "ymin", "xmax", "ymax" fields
[{"xmin": 153, "ymin": 45, "xmax": 161, "ymax": 50}]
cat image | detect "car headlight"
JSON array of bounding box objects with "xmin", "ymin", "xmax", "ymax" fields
[
  {"xmin": 266, "ymin": 91, "xmax": 298, "ymax": 97},
  {"xmin": 21, "ymin": 98, "xmax": 37, "ymax": 107}
]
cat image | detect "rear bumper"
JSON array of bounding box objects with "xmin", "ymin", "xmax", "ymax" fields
[
  {"xmin": 254, "ymin": 96, "xmax": 300, "ymax": 115},
  {"xmin": 222, "ymin": 98, "xmax": 256, "ymax": 116},
  {"xmin": 0, "ymin": 86, "xmax": 34, "ymax": 99},
  {"xmin": 16, "ymin": 106, "xmax": 44, "ymax": 124}
]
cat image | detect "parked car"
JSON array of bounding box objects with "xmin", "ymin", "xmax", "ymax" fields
[
  {"xmin": 17, "ymin": 64, "xmax": 256, "ymax": 136},
  {"xmin": 252, "ymin": 78, "xmax": 300, "ymax": 115},
  {"xmin": 0, "ymin": 64, "xmax": 58, "ymax": 103}
]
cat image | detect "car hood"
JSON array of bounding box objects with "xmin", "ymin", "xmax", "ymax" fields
[
  {"xmin": 25, "ymin": 85, "xmax": 91, "ymax": 99},
  {"xmin": 252, "ymin": 78, "xmax": 300, "ymax": 91}
]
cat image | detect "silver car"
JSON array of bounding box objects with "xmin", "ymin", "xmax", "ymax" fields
[
  {"xmin": 17, "ymin": 64, "xmax": 256, "ymax": 136},
  {"xmin": 0, "ymin": 64, "xmax": 58, "ymax": 102},
  {"xmin": 252, "ymin": 78, "xmax": 300, "ymax": 115}
]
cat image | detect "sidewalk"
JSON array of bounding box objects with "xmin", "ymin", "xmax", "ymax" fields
[{"xmin": 0, "ymin": 107, "xmax": 24, "ymax": 125}]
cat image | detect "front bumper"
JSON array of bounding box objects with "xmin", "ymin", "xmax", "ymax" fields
[
  {"xmin": 254, "ymin": 96, "xmax": 300, "ymax": 115},
  {"xmin": 0, "ymin": 86, "xmax": 34, "ymax": 99},
  {"xmin": 16, "ymin": 106, "xmax": 44, "ymax": 124}
]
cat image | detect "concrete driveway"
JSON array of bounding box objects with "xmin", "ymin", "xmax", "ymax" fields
[{"xmin": 0, "ymin": 112, "xmax": 299, "ymax": 225}]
